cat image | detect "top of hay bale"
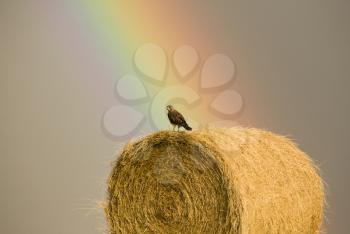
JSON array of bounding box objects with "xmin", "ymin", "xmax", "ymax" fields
[{"xmin": 105, "ymin": 127, "xmax": 324, "ymax": 234}]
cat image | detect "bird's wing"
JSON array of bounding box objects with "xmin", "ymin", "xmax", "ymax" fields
[{"xmin": 172, "ymin": 110, "xmax": 186, "ymax": 124}]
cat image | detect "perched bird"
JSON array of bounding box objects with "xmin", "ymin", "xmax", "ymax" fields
[{"xmin": 166, "ymin": 105, "xmax": 192, "ymax": 131}]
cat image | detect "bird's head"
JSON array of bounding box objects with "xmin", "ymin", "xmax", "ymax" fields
[{"xmin": 166, "ymin": 105, "xmax": 174, "ymax": 112}]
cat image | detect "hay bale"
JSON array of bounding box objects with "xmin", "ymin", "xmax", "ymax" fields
[{"xmin": 105, "ymin": 128, "xmax": 324, "ymax": 234}]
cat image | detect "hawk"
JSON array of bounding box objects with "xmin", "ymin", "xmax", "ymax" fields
[{"xmin": 166, "ymin": 105, "xmax": 192, "ymax": 131}]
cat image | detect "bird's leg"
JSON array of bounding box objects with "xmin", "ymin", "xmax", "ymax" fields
[
  {"xmin": 177, "ymin": 126, "xmax": 180, "ymax": 132},
  {"xmin": 173, "ymin": 125, "xmax": 175, "ymax": 131}
]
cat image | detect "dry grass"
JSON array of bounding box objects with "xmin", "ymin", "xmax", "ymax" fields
[{"xmin": 105, "ymin": 128, "xmax": 324, "ymax": 233}]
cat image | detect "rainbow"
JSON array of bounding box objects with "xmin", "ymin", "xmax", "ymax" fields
[{"xmin": 37, "ymin": 0, "xmax": 245, "ymax": 137}]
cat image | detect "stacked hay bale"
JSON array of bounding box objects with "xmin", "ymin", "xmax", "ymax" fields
[{"xmin": 105, "ymin": 128, "xmax": 324, "ymax": 234}]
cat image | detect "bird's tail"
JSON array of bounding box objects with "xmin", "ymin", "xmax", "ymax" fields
[{"xmin": 183, "ymin": 122, "xmax": 192, "ymax": 131}]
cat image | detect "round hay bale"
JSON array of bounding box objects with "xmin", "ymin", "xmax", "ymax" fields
[{"xmin": 105, "ymin": 128, "xmax": 324, "ymax": 234}]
